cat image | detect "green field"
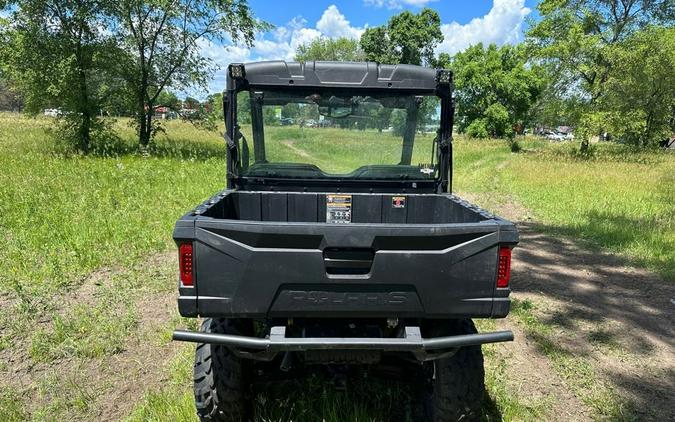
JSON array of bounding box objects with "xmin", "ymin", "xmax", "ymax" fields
[{"xmin": 1, "ymin": 113, "xmax": 673, "ymax": 421}]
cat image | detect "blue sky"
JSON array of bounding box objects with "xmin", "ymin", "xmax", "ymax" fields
[{"xmin": 199, "ymin": 0, "xmax": 540, "ymax": 95}]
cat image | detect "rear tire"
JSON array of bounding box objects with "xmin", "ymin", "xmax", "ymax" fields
[
  {"xmin": 193, "ymin": 318, "xmax": 250, "ymax": 422},
  {"xmin": 423, "ymin": 319, "xmax": 486, "ymax": 421}
]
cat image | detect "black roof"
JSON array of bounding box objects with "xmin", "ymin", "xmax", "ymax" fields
[{"xmin": 228, "ymin": 61, "xmax": 440, "ymax": 92}]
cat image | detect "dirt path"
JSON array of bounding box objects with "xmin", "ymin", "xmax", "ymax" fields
[
  {"xmin": 510, "ymin": 225, "xmax": 674, "ymax": 420},
  {"xmin": 0, "ymin": 252, "xmax": 183, "ymax": 421},
  {"xmin": 468, "ymin": 192, "xmax": 675, "ymax": 421},
  {"xmin": 282, "ymin": 140, "xmax": 313, "ymax": 159},
  {"xmin": 491, "ymin": 318, "xmax": 592, "ymax": 421}
]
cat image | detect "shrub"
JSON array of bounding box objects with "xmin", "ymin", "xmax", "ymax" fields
[
  {"xmin": 485, "ymin": 103, "xmax": 512, "ymax": 138},
  {"xmin": 465, "ymin": 118, "xmax": 489, "ymax": 139}
]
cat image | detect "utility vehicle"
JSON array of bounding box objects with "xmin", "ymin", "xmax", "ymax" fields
[{"xmin": 172, "ymin": 61, "xmax": 518, "ymax": 421}]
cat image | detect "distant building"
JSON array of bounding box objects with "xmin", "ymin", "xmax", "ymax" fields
[{"xmin": 153, "ymin": 105, "xmax": 177, "ymax": 120}]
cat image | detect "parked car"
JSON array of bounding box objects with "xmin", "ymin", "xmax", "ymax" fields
[
  {"xmin": 43, "ymin": 108, "xmax": 62, "ymax": 117},
  {"xmin": 544, "ymin": 131, "xmax": 566, "ymax": 141}
]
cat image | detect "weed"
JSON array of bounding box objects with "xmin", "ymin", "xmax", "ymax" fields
[{"xmin": 0, "ymin": 386, "xmax": 27, "ymax": 422}]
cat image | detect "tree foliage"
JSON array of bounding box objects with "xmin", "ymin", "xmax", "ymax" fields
[
  {"xmin": 360, "ymin": 8, "xmax": 442, "ymax": 66},
  {"xmin": 111, "ymin": 0, "xmax": 266, "ymax": 146},
  {"xmin": 527, "ymin": 0, "xmax": 674, "ymax": 147},
  {"xmin": 0, "ymin": 0, "xmax": 121, "ymax": 152},
  {"xmin": 0, "ymin": 76, "xmax": 23, "ymax": 111},
  {"xmin": 295, "ymin": 37, "xmax": 364, "ymax": 62},
  {"xmin": 591, "ymin": 26, "xmax": 675, "ymax": 146},
  {"xmin": 449, "ymin": 43, "xmax": 545, "ymax": 138}
]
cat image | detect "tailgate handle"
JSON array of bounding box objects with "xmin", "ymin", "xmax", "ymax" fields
[{"xmin": 323, "ymin": 248, "xmax": 374, "ymax": 275}]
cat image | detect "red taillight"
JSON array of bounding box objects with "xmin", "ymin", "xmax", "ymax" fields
[
  {"xmin": 179, "ymin": 242, "xmax": 194, "ymax": 286},
  {"xmin": 497, "ymin": 247, "xmax": 512, "ymax": 288}
]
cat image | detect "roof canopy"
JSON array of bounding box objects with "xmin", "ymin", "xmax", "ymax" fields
[{"xmin": 227, "ymin": 61, "xmax": 443, "ymax": 93}]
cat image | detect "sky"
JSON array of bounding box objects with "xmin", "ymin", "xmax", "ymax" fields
[{"xmin": 198, "ymin": 0, "xmax": 541, "ymax": 96}]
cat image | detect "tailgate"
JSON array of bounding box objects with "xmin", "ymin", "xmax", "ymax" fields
[{"xmin": 175, "ymin": 218, "xmax": 517, "ymax": 319}]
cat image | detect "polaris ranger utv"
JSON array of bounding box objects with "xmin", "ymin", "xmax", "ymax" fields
[{"xmin": 172, "ymin": 61, "xmax": 518, "ymax": 421}]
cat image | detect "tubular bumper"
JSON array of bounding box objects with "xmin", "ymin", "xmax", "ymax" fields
[{"xmin": 173, "ymin": 326, "xmax": 513, "ymax": 360}]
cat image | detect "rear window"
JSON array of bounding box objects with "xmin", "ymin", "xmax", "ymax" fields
[{"xmin": 234, "ymin": 89, "xmax": 441, "ymax": 180}]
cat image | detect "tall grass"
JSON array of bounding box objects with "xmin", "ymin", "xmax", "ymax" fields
[
  {"xmin": 0, "ymin": 114, "xmax": 226, "ymax": 299},
  {"xmin": 501, "ymin": 147, "xmax": 675, "ymax": 280},
  {"xmin": 449, "ymin": 137, "xmax": 675, "ymax": 281}
]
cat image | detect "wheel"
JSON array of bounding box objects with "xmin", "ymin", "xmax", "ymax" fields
[
  {"xmin": 193, "ymin": 318, "xmax": 251, "ymax": 422},
  {"xmin": 422, "ymin": 319, "xmax": 486, "ymax": 421}
]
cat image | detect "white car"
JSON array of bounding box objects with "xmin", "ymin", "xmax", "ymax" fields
[
  {"xmin": 544, "ymin": 131, "xmax": 565, "ymax": 141},
  {"xmin": 44, "ymin": 108, "xmax": 62, "ymax": 117}
]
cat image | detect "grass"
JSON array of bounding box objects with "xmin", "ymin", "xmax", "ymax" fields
[
  {"xmin": 0, "ymin": 386, "xmax": 27, "ymax": 422},
  {"xmin": 501, "ymin": 145, "xmax": 675, "ymax": 281},
  {"xmin": 475, "ymin": 319, "xmax": 547, "ymax": 421},
  {"xmin": 1, "ymin": 112, "xmax": 673, "ymax": 420},
  {"xmin": 29, "ymin": 298, "xmax": 138, "ymax": 362},
  {"xmin": 453, "ymin": 138, "xmax": 675, "ymax": 281},
  {"xmin": 0, "ymin": 113, "xmax": 226, "ymax": 300},
  {"xmin": 125, "ymin": 346, "xmax": 198, "ymax": 422}
]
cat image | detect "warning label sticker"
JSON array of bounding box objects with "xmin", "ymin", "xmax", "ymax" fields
[
  {"xmin": 392, "ymin": 196, "xmax": 406, "ymax": 209},
  {"xmin": 326, "ymin": 194, "xmax": 352, "ymax": 224}
]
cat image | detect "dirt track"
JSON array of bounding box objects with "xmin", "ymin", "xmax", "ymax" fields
[{"xmin": 508, "ymin": 224, "xmax": 674, "ymax": 420}]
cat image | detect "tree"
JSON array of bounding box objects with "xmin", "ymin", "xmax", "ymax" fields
[
  {"xmin": 595, "ymin": 26, "xmax": 675, "ymax": 146},
  {"xmin": 112, "ymin": 0, "xmax": 266, "ymax": 146},
  {"xmin": 360, "ymin": 8, "xmax": 443, "ymax": 66},
  {"xmin": 295, "ymin": 37, "xmax": 364, "ymax": 62},
  {"xmin": 206, "ymin": 92, "xmax": 223, "ymax": 118},
  {"xmin": 449, "ymin": 43, "xmax": 545, "ymax": 138},
  {"xmin": 1, "ymin": 0, "xmax": 121, "ymax": 152},
  {"xmin": 156, "ymin": 90, "xmax": 180, "ymax": 110},
  {"xmin": 183, "ymin": 96, "xmax": 201, "ymax": 110},
  {"xmin": 0, "ymin": 76, "xmax": 23, "ymax": 111},
  {"xmin": 527, "ymin": 0, "xmax": 674, "ymax": 148}
]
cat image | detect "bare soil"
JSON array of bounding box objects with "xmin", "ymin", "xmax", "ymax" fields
[
  {"xmin": 0, "ymin": 252, "xmax": 184, "ymax": 421},
  {"xmin": 510, "ymin": 224, "xmax": 675, "ymax": 421}
]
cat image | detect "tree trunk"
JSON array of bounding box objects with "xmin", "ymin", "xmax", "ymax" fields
[
  {"xmin": 75, "ymin": 40, "xmax": 91, "ymax": 153},
  {"xmin": 138, "ymin": 98, "xmax": 152, "ymax": 147},
  {"xmin": 80, "ymin": 112, "xmax": 91, "ymax": 154},
  {"xmin": 139, "ymin": 115, "xmax": 152, "ymax": 146}
]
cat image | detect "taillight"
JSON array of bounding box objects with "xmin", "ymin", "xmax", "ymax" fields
[
  {"xmin": 497, "ymin": 246, "xmax": 512, "ymax": 288},
  {"xmin": 179, "ymin": 242, "xmax": 194, "ymax": 286}
]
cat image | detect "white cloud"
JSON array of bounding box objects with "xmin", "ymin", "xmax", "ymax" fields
[
  {"xmin": 364, "ymin": 0, "xmax": 436, "ymax": 9},
  {"xmin": 195, "ymin": 5, "xmax": 363, "ymax": 95},
  {"xmin": 316, "ymin": 5, "xmax": 364, "ymax": 39},
  {"xmin": 438, "ymin": 0, "xmax": 530, "ymax": 56}
]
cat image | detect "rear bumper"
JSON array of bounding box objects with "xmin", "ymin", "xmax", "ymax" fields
[{"xmin": 173, "ymin": 326, "xmax": 513, "ymax": 361}]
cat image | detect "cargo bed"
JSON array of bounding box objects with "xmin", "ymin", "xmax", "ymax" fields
[{"xmin": 174, "ymin": 190, "xmax": 517, "ymax": 320}]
